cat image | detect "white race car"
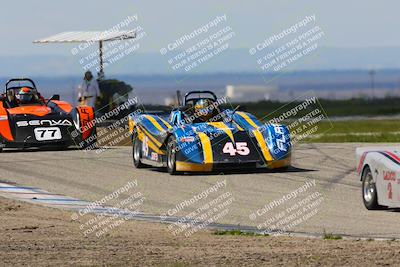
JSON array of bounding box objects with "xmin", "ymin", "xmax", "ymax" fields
[{"xmin": 356, "ymin": 147, "xmax": 400, "ymax": 210}]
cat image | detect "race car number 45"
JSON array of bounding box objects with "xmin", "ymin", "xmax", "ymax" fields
[
  {"xmin": 223, "ymin": 142, "xmax": 250, "ymax": 156},
  {"xmin": 34, "ymin": 127, "xmax": 62, "ymax": 141}
]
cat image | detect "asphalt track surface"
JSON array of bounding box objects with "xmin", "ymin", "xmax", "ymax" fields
[{"xmin": 1, "ymin": 143, "xmax": 399, "ymax": 239}]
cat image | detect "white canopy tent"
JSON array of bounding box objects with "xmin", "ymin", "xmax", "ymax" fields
[{"xmin": 33, "ymin": 30, "xmax": 136, "ymax": 79}]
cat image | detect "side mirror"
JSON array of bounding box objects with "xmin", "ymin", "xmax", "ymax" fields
[{"xmin": 50, "ymin": 94, "xmax": 60, "ymax": 101}]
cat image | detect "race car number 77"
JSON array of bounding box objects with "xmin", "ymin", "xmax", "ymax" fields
[
  {"xmin": 34, "ymin": 127, "xmax": 62, "ymax": 141},
  {"xmin": 223, "ymin": 142, "xmax": 250, "ymax": 156}
]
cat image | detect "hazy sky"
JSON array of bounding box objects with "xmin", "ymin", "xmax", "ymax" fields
[{"xmin": 0, "ymin": 0, "xmax": 399, "ymax": 57}]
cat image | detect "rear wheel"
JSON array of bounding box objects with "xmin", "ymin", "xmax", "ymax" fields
[
  {"xmin": 81, "ymin": 126, "xmax": 97, "ymax": 150},
  {"xmin": 167, "ymin": 135, "xmax": 180, "ymax": 175},
  {"xmin": 276, "ymin": 165, "xmax": 290, "ymax": 171},
  {"xmin": 132, "ymin": 129, "xmax": 146, "ymax": 168},
  {"xmin": 362, "ymin": 166, "xmax": 383, "ymax": 210},
  {"xmin": 73, "ymin": 107, "xmax": 97, "ymax": 150}
]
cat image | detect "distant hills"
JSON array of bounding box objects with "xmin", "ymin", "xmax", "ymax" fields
[
  {"xmin": 1, "ymin": 47, "xmax": 400, "ymax": 76},
  {"xmin": 1, "ymin": 47, "xmax": 400, "ymax": 104},
  {"xmin": 1, "ymin": 69, "xmax": 399, "ymax": 105}
]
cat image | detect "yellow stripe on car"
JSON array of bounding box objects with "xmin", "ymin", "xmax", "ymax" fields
[
  {"xmin": 137, "ymin": 127, "xmax": 144, "ymax": 141},
  {"xmin": 146, "ymin": 139, "xmax": 165, "ymax": 155},
  {"xmin": 207, "ymin": 122, "xmax": 235, "ymax": 142},
  {"xmin": 237, "ymin": 112, "xmax": 258, "ymax": 129},
  {"xmin": 252, "ymin": 129, "xmax": 273, "ymax": 162},
  {"xmin": 176, "ymin": 161, "xmax": 212, "ymax": 172},
  {"xmin": 137, "ymin": 127, "xmax": 165, "ymax": 155},
  {"xmin": 197, "ymin": 132, "xmax": 213, "ymax": 164},
  {"xmin": 233, "ymin": 121, "xmax": 244, "ymax": 131},
  {"xmin": 139, "ymin": 126, "xmax": 162, "ymax": 147},
  {"xmin": 159, "ymin": 117, "xmax": 172, "ymax": 130},
  {"xmin": 267, "ymin": 155, "xmax": 291, "ymax": 169},
  {"xmin": 145, "ymin": 115, "xmax": 166, "ymax": 133},
  {"xmin": 128, "ymin": 118, "xmax": 135, "ymax": 134}
]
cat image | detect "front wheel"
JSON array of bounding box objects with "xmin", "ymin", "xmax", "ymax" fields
[
  {"xmin": 167, "ymin": 135, "xmax": 180, "ymax": 175},
  {"xmin": 362, "ymin": 166, "xmax": 383, "ymax": 210},
  {"xmin": 132, "ymin": 130, "xmax": 146, "ymax": 168},
  {"xmin": 56, "ymin": 144, "xmax": 70, "ymax": 151}
]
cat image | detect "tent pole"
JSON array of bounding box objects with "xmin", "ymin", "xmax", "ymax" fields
[{"xmin": 99, "ymin": 40, "xmax": 104, "ymax": 80}]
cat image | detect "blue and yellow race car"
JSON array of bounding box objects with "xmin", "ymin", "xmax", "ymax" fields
[{"xmin": 128, "ymin": 91, "xmax": 291, "ymax": 174}]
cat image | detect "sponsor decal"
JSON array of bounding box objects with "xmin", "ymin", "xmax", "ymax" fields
[
  {"xmin": 77, "ymin": 107, "xmax": 95, "ymax": 140},
  {"xmin": 73, "ymin": 113, "xmax": 80, "ymax": 130},
  {"xmin": 274, "ymin": 125, "xmax": 287, "ymax": 152},
  {"xmin": 383, "ymin": 171, "xmax": 396, "ymax": 181},
  {"xmin": 16, "ymin": 119, "xmax": 72, "ymax": 127},
  {"xmin": 180, "ymin": 136, "xmax": 196, "ymax": 142},
  {"xmin": 388, "ymin": 182, "xmax": 393, "ymax": 200},
  {"xmin": 151, "ymin": 152, "xmax": 158, "ymax": 161}
]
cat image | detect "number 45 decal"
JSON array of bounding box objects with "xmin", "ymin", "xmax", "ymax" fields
[{"xmin": 223, "ymin": 142, "xmax": 250, "ymax": 156}]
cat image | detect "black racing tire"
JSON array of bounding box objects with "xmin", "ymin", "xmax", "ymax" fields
[
  {"xmin": 132, "ymin": 129, "xmax": 146, "ymax": 168},
  {"xmin": 362, "ymin": 166, "xmax": 384, "ymax": 210},
  {"xmin": 81, "ymin": 126, "xmax": 97, "ymax": 150},
  {"xmin": 167, "ymin": 135, "xmax": 180, "ymax": 175},
  {"xmin": 277, "ymin": 166, "xmax": 290, "ymax": 171},
  {"xmin": 56, "ymin": 144, "xmax": 70, "ymax": 151}
]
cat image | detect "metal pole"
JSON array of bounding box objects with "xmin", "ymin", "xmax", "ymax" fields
[
  {"xmin": 176, "ymin": 90, "xmax": 181, "ymax": 106},
  {"xmin": 99, "ymin": 40, "xmax": 104, "ymax": 80},
  {"xmin": 369, "ymin": 69, "xmax": 375, "ymax": 98}
]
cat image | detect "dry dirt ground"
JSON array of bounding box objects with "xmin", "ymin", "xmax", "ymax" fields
[{"xmin": 1, "ymin": 197, "xmax": 400, "ymax": 267}]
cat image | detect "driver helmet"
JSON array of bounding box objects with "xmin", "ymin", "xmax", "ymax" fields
[
  {"xmin": 16, "ymin": 87, "xmax": 34, "ymax": 104},
  {"xmin": 194, "ymin": 99, "xmax": 215, "ymax": 122}
]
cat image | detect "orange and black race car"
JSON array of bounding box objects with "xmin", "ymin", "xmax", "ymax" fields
[{"xmin": 0, "ymin": 78, "xmax": 96, "ymax": 152}]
